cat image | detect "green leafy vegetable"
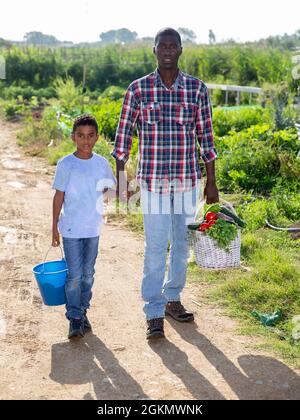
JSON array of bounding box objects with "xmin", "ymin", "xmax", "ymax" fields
[
  {"xmin": 204, "ymin": 203, "xmax": 222, "ymax": 217},
  {"xmin": 204, "ymin": 218, "xmax": 238, "ymax": 251}
]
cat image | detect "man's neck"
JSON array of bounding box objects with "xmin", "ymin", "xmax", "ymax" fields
[{"xmin": 158, "ymin": 67, "xmax": 179, "ymax": 89}]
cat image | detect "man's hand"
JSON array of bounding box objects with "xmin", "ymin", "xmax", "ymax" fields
[
  {"xmin": 115, "ymin": 160, "xmax": 129, "ymax": 203},
  {"xmin": 52, "ymin": 226, "xmax": 60, "ymax": 247},
  {"xmin": 204, "ymin": 180, "xmax": 219, "ymax": 204}
]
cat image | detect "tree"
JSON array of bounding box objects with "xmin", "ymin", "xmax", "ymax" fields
[
  {"xmin": 177, "ymin": 28, "xmax": 197, "ymax": 44},
  {"xmin": 140, "ymin": 37, "xmax": 154, "ymax": 44},
  {"xmin": 116, "ymin": 28, "xmax": 137, "ymax": 44},
  {"xmin": 209, "ymin": 30, "xmax": 216, "ymax": 45},
  {"xmin": 99, "ymin": 28, "xmax": 137, "ymax": 45},
  {"xmin": 24, "ymin": 31, "xmax": 59, "ymax": 45},
  {"xmin": 0, "ymin": 37, "xmax": 10, "ymax": 47},
  {"xmin": 99, "ymin": 30, "xmax": 116, "ymax": 44}
]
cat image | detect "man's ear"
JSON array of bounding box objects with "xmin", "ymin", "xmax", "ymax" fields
[
  {"xmin": 153, "ymin": 46, "xmax": 156, "ymax": 55},
  {"xmin": 71, "ymin": 133, "xmax": 75, "ymax": 143}
]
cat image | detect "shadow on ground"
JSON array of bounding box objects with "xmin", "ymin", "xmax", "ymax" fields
[
  {"xmin": 50, "ymin": 333, "xmax": 148, "ymax": 400},
  {"xmin": 148, "ymin": 319, "xmax": 300, "ymax": 400}
]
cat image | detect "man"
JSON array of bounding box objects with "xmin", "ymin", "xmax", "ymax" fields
[{"xmin": 112, "ymin": 28, "xmax": 219, "ymax": 340}]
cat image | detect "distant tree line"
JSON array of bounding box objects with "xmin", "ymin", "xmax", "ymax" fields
[{"xmin": 2, "ymin": 28, "xmax": 300, "ymax": 49}]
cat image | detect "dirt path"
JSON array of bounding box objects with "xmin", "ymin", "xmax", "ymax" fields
[{"xmin": 0, "ymin": 120, "xmax": 299, "ymax": 400}]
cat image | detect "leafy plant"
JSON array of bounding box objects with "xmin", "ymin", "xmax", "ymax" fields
[
  {"xmin": 204, "ymin": 218, "xmax": 238, "ymax": 251},
  {"xmin": 53, "ymin": 76, "xmax": 83, "ymax": 113},
  {"xmin": 91, "ymin": 99, "xmax": 122, "ymax": 141},
  {"xmin": 216, "ymin": 125, "xmax": 299, "ymax": 194},
  {"xmin": 4, "ymin": 101, "xmax": 25, "ymax": 119},
  {"xmin": 213, "ymin": 106, "xmax": 271, "ymax": 137}
]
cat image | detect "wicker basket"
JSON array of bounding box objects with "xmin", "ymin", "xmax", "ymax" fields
[{"xmin": 189, "ymin": 198, "xmax": 241, "ymax": 269}]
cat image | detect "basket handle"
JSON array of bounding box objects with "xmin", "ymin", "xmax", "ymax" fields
[
  {"xmin": 41, "ymin": 245, "xmax": 64, "ymax": 273},
  {"xmin": 195, "ymin": 197, "xmax": 237, "ymax": 221}
]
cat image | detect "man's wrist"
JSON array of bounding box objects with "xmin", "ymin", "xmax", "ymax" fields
[{"xmin": 206, "ymin": 178, "xmax": 216, "ymax": 185}]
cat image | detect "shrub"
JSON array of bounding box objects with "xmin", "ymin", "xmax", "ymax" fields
[
  {"xmin": 53, "ymin": 76, "xmax": 83, "ymax": 113},
  {"xmin": 98, "ymin": 85, "xmax": 126, "ymax": 102},
  {"xmin": 91, "ymin": 99, "xmax": 122, "ymax": 141},
  {"xmin": 216, "ymin": 126, "xmax": 299, "ymax": 193},
  {"xmin": 213, "ymin": 106, "xmax": 271, "ymax": 137}
]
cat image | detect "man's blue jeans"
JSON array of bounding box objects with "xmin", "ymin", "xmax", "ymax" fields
[
  {"xmin": 140, "ymin": 185, "xmax": 200, "ymax": 320},
  {"xmin": 62, "ymin": 236, "xmax": 99, "ymax": 319}
]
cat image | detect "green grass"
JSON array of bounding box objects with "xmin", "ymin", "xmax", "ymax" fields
[
  {"xmin": 188, "ymin": 229, "xmax": 300, "ymax": 367},
  {"xmin": 47, "ymin": 138, "xmax": 75, "ymax": 164}
]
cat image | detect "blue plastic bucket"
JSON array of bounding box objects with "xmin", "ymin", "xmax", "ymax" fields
[{"xmin": 32, "ymin": 246, "xmax": 68, "ymax": 306}]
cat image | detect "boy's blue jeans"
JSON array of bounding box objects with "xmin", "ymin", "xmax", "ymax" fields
[
  {"xmin": 140, "ymin": 184, "xmax": 200, "ymax": 320},
  {"xmin": 62, "ymin": 236, "xmax": 99, "ymax": 320}
]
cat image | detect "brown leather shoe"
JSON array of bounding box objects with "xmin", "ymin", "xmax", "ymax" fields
[
  {"xmin": 146, "ymin": 317, "xmax": 165, "ymax": 340},
  {"xmin": 165, "ymin": 301, "xmax": 194, "ymax": 322}
]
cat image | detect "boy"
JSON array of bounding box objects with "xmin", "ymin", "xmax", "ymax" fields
[{"xmin": 52, "ymin": 114, "xmax": 116, "ymax": 339}]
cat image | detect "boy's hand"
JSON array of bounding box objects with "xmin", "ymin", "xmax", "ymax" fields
[{"xmin": 52, "ymin": 227, "xmax": 60, "ymax": 247}]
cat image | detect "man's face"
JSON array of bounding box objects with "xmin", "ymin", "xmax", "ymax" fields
[
  {"xmin": 153, "ymin": 34, "xmax": 182, "ymax": 70},
  {"xmin": 72, "ymin": 125, "xmax": 99, "ymax": 155}
]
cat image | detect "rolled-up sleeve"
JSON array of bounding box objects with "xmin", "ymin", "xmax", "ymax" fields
[
  {"xmin": 112, "ymin": 85, "xmax": 140, "ymax": 163},
  {"xmin": 196, "ymin": 83, "xmax": 217, "ymax": 164}
]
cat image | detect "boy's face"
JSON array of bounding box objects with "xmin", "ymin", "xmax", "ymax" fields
[{"xmin": 72, "ymin": 125, "xmax": 99, "ymax": 157}]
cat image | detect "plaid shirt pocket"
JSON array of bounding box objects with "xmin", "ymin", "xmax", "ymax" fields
[
  {"xmin": 141, "ymin": 102, "xmax": 162, "ymax": 125},
  {"xmin": 176, "ymin": 103, "xmax": 196, "ymax": 125}
]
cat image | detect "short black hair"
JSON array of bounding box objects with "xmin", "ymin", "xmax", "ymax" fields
[
  {"xmin": 72, "ymin": 114, "xmax": 98, "ymax": 134},
  {"xmin": 154, "ymin": 28, "xmax": 182, "ymax": 46}
]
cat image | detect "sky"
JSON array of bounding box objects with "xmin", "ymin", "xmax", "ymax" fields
[{"xmin": 0, "ymin": 0, "xmax": 299, "ymax": 44}]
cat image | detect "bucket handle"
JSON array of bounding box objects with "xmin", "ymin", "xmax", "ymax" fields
[
  {"xmin": 195, "ymin": 196, "xmax": 237, "ymax": 221},
  {"xmin": 41, "ymin": 245, "xmax": 65, "ymax": 273}
]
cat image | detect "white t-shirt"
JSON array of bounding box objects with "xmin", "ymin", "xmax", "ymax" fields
[{"xmin": 52, "ymin": 153, "xmax": 116, "ymax": 238}]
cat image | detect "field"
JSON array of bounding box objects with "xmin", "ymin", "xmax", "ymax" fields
[{"xmin": 0, "ymin": 41, "xmax": 299, "ymax": 398}]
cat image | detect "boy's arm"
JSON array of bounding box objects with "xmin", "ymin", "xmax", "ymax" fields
[{"xmin": 52, "ymin": 190, "xmax": 64, "ymax": 247}]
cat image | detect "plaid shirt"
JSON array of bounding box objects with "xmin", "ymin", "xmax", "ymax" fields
[{"xmin": 112, "ymin": 68, "xmax": 217, "ymax": 193}]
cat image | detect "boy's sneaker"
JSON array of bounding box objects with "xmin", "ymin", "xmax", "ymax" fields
[
  {"xmin": 165, "ymin": 301, "xmax": 194, "ymax": 322},
  {"xmin": 83, "ymin": 311, "xmax": 92, "ymax": 333},
  {"xmin": 68, "ymin": 318, "xmax": 84, "ymax": 339},
  {"xmin": 146, "ymin": 317, "xmax": 165, "ymax": 340}
]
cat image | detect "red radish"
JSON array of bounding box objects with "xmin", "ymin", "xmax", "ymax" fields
[
  {"xmin": 199, "ymin": 223, "xmax": 210, "ymax": 231},
  {"xmin": 208, "ymin": 220, "xmax": 216, "ymax": 226},
  {"xmin": 205, "ymin": 212, "xmax": 218, "ymax": 222}
]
